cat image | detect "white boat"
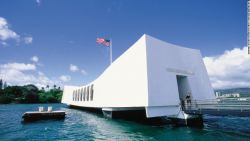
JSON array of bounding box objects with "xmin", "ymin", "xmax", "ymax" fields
[{"xmin": 61, "ymin": 34, "xmax": 215, "ymax": 124}]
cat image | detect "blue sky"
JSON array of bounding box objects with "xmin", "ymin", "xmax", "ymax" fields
[{"xmin": 0, "ymin": 0, "xmax": 248, "ymax": 89}]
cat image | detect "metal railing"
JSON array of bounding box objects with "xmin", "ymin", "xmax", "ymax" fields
[{"xmin": 183, "ymin": 98, "xmax": 250, "ymax": 111}]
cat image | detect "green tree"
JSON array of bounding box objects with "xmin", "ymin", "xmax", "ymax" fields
[
  {"xmin": 24, "ymin": 92, "xmax": 39, "ymax": 103},
  {"xmin": 23, "ymin": 84, "xmax": 39, "ymax": 94},
  {"xmin": 53, "ymin": 84, "xmax": 57, "ymax": 90},
  {"xmin": 41, "ymin": 87, "xmax": 45, "ymax": 91},
  {"xmin": 22, "ymin": 84, "xmax": 39, "ymax": 103},
  {"xmin": 0, "ymin": 89, "xmax": 3, "ymax": 96},
  {"xmin": 0, "ymin": 79, "xmax": 3, "ymax": 90},
  {"xmin": 0, "ymin": 84, "xmax": 63, "ymax": 104},
  {"xmin": 3, "ymin": 86, "xmax": 23, "ymax": 98},
  {"xmin": 0, "ymin": 94, "xmax": 13, "ymax": 104},
  {"xmin": 38, "ymin": 89, "xmax": 62, "ymax": 103}
]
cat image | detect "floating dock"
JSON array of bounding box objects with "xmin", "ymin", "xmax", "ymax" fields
[{"xmin": 22, "ymin": 110, "xmax": 66, "ymax": 122}]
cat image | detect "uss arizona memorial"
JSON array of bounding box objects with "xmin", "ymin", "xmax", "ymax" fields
[{"xmin": 62, "ymin": 34, "xmax": 215, "ymax": 121}]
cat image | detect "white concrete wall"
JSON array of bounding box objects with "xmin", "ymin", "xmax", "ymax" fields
[
  {"xmin": 145, "ymin": 35, "xmax": 215, "ymax": 109},
  {"xmin": 61, "ymin": 86, "xmax": 79, "ymax": 104},
  {"xmin": 62, "ymin": 34, "xmax": 215, "ymax": 118},
  {"xmin": 62, "ymin": 35, "xmax": 149, "ymax": 108}
]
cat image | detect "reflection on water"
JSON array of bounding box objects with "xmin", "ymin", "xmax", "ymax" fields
[{"xmin": 0, "ymin": 104, "xmax": 249, "ymax": 141}]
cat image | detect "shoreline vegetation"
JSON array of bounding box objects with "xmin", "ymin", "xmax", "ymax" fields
[{"xmin": 0, "ymin": 84, "xmax": 62, "ymax": 104}]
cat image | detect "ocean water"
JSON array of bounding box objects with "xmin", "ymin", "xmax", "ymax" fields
[{"xmin": 0, "ymin": 104, "xmax": 250, "ymax": 141}]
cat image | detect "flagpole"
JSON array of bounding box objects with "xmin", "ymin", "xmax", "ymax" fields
[{"xmin": 110, "ymin": 38, "xmax": 112, "ymax": 65}]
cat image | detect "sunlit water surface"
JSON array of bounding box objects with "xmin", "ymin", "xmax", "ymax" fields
[{"xmin": 0, "ymin": 104, "xmax": 250, "ymax": 141}]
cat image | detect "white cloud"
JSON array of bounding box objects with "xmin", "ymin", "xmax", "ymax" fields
[
  {"xmin": 0, "ymin": 69, "xmax": 36, "ymax": 85},
  {"xmin": 1, "ymin": 63, "xmax": 36, "ymax": 71},
  {"xmin": 0, "ymin": 17, "xmax": 20, "ymax": 41},
  {"xmin": 0, "ymin": 17, "xmax": 33, "ymax": 46},
  {"xmin": 59, "ymin": 75, "xmax": 71, "ymax": 82},
  {"xmin": 24, "ymin": 36, "xmax": 33, "ymax": 44},
  {"xmin": 36, "ymin": 0, "xmax": 41, "ymax": 5},
  {"xmin": 31, "ymin": 56, "xmax": 39, "ymax": 63},
  {"xmin": 81, "ymin": 69, "xmax": 88, "ymax": 75},
  {"xmin": 70, "ymin": 64, "xmax": 79, "ymax": 72},
  {"xmin": 69, "ymin": 64, "xmax": 87, "ymax": 75},
  {"xmin": 0, "ymin": 41, "xmax": 7, "ymax": 47},
  {"xmin": 0, "ymin": 63, "xmax": 44, "ymax": 87},
  {"xmin": 0, "ymin": 60, "xmax": 69, "ymax": 88},
  {"xmin": 38, "ymin": 71, "xmax": 44, "ymax": 76},
  {"xmin": 203, "ymin": 46, "xmax": 250, "ymax": 89}
]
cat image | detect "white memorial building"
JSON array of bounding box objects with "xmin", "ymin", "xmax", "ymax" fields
[{"xmin": 62, "ymin": 34, "xmax": 215, "ymax": 120}]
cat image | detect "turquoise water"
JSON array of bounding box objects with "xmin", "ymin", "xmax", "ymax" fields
[{"xmin": 0, "ymin": 104, "xmax": 250, "ymax": 141}]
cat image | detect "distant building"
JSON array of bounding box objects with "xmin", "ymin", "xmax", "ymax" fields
[{"xmin": 215, "ymin": 92, "xmax": 240, "ymax": 98}]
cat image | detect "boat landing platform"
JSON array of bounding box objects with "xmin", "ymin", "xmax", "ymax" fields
[{"xmin": 22, "ymin": 110, "xmax": 66, "ymax": 122}]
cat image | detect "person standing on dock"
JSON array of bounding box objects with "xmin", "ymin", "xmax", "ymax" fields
[{"xmin": 185, "ymin": 94, "xmax": 192, "ymax": 110}]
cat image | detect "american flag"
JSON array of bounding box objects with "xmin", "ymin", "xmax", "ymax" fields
[{"xmin": 96, "ymin": 38, "xmax": 111, "ymax": 46}]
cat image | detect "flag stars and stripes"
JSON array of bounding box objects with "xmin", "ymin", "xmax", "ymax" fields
[{"xmin": 96, "ymin": 38, "xmax": 111, "ymax": 46}]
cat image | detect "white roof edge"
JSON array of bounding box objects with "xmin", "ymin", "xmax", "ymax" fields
[
  {"xmin": 144, "ymin": 34, "xmax": 201, "ymax": 53},
  {"xmin": 72, "ymin": 34, "xmax": 202, "ymax": 88}
]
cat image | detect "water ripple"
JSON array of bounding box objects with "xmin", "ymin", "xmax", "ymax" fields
[{"xmin": 0, "ymin": 104, "xmax": 250, "ymax": 141}]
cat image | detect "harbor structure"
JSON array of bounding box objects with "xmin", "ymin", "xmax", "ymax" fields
[
  {"xmin": 215, "ymin": 92, "xmax": 240, "ymax": 98},
  {"xmin": 62, "ymin": 34, "xmax": 215, "ymax": 123},
  {"xmin": 22, "ymin": 106, "xmax": 65, "ymax": 122}
]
